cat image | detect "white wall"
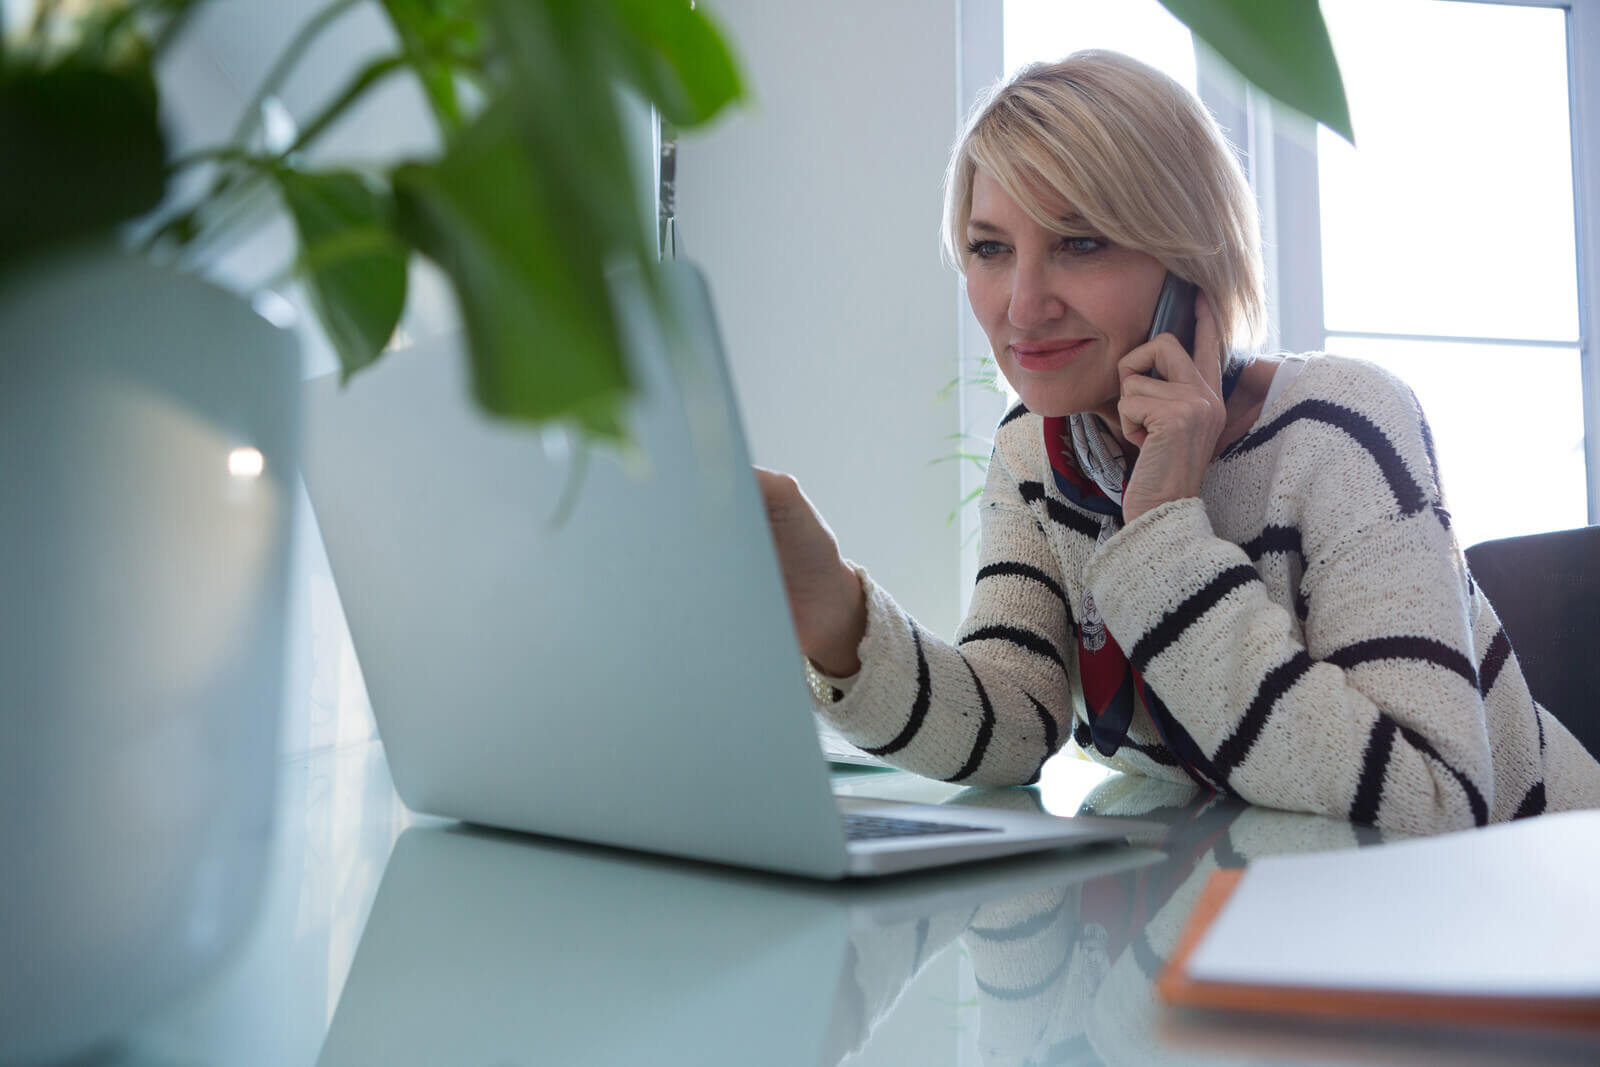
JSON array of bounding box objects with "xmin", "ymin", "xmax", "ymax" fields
[
  {"xmin": 159, "ymin": 0, "xmax": 978, "ymax": 758},
  {"xmin": 677, "ymin": 0, "xmax": 968, "ymax": 639}
]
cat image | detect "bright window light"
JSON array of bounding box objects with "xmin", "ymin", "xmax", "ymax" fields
[
  {"xmin": 1318, "ymin": 0, "xmax": 1579, "ymax": 342},
  {"xmin": 228, "ymin": 447, "xmax": 265, "ymax": 479},
  {"xmin": 1003, "ymin": 0, "xmax": 1196, "ymax": 91}
]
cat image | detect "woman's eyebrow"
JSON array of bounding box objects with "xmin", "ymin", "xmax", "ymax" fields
[{"xmin": 967, "ymin": 220, "xmax": 1006, "ymax": 235}]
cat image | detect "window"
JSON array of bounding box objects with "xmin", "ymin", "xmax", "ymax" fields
[
  {"xmin": 969, "ymin": 0, "xmax": 1598, "ymax": 559},
  {"xmin": 1308, "ymin": 0, "xmax": 1590, "ymax": 547}
]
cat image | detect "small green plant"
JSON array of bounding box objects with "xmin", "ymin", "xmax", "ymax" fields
[
  {"xmin": 2, "ymin": 0, "xmax": 744, "ymax": 439},
  {"xmin": 3, "ymin": 0, "xmax": 1348, "ymax": 443}
]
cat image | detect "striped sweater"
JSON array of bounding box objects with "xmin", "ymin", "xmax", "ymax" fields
[{"xmin": 818, "ymin": 354, "xmax": 1600, "ymax": 836}]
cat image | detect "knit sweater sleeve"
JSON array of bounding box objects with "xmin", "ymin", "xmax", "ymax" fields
[
  {"xmin": 815, "ymin": 416, "xmax": 1075, "ymax": 785},
  {"xmin": 1085, "ymin": 360, "xmax": 1493, "ymax": 836}
]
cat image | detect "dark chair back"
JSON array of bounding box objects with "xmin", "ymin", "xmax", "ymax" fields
[{"xmin": 1464, "ymin": 525, "xmax": 1600, "ymax": 758}]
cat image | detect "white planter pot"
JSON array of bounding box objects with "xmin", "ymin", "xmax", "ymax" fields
[{"xmin": 0, "ymin": 247, "xmax": 300, "ymax": 1064}]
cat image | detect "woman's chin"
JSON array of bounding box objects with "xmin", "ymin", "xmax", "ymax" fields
[{"xmin": 1012, "ymin": 390, "xmax": 1080, "ymax": 420}]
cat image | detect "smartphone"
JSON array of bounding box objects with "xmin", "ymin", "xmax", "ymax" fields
[{"xmin": 1147, "ymin": 272, "xmax": 1198, "ymax": 351}]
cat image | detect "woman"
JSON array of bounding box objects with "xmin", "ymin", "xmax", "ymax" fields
[{"xmin": 758, "ymin": 50, "xmax": 1600, "ymax": 836}]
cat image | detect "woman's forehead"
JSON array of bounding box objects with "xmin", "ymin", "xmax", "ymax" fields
[{"xmin": 970, "ymin": 167, "xmax": 1080, "ymax": 229}]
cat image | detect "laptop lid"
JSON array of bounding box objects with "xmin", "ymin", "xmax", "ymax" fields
[{"xmin": 301, "ymin": 263, "xmax": 851, "ymax": 877}]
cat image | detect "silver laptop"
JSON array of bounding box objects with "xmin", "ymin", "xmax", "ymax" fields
[{"xmin": 300, "ymin": 260, "xmax": 1149, "ymax": 878}]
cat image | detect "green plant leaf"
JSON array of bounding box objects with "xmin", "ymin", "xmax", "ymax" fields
[
  {"xmin": 375, "ymin": 0, "xmax": 486, "ymax": 134},
  {"xmin": 392, "ymin": 99, "xmax": 634, "ymax": 438},
  {"xmin": 0, "ymin": 63, "xmax": 166, "ymax": 267},
  {"xmin": 490, "ymin": 0, "xmax": 655, "ymax": 253},
  {"xmin": 276, "ymin": 170, "xmax": 409, "ymax": 380},
  {"xmin": 1156, "ymin": 0, "xmax": 1353, "ymax": 143},
  {"xmin": 598, "ymin": 0, "xmax": 745, "ymax": 128}
]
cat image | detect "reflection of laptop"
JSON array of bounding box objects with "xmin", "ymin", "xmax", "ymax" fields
[
  {"xmin": 300, "ymin": 261, "xmax": 1149, "ymax": 878},
  {"xmin": 318, "ymin": 825, "xmax": 1161, "ymax": 1066}
]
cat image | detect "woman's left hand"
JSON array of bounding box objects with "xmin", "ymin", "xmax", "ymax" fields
[{"xmin": 1116, "ymin": 291, "xmax": 1227, "ymax": 524}]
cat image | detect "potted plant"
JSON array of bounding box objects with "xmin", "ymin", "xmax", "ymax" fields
[{"xmin": 0, "ymin": 0, "xmax": 743, "ymax": 1061}]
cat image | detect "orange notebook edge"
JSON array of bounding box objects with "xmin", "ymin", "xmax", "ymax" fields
[{"xmin": 1157, "ymin": 868, "xmax": 1600, "ymax": 1032}]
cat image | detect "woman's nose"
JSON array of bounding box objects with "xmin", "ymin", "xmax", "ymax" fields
[{"xmin": 1008, "ymin": 257, "xmax": 1066, "ymax": 330}]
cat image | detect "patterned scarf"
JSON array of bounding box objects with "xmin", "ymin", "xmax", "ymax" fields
[{"xmin": 1042, "ymin": 362, "xmax": 1243, "ymax": 778}]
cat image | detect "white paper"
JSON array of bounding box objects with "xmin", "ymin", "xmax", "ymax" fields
[{"xmin": 1186, "ymin": 810, "xmax": 1600, "ymax": 997}]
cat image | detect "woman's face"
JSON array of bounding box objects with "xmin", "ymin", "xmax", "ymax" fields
[{"xmin": 963, "ymin": 168, "xmax": 1168, "ymax": 422}]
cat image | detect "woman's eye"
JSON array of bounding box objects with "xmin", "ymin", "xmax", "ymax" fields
[
  {"xmin": 1062, "ymin": 236, "xmax": 1105, "ymax": 255},
  {"xmin": 965, "ymin": 239, "xmax": 1007, "ymax": 260}
]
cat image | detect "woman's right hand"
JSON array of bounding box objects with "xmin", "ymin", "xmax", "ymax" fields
[{"xmin": 753, "ymin": 468, "xmax": 868, "ymax": 676}]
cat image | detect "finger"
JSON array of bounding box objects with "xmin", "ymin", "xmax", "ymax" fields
[
  {"xmin": 1117, "ymin": 392, "xmax": 1157, "ymax": 447},
  {"xmin": 754, "ymin": 466, "xmax": 796, "ymax": 498},
  {"xmin": 1118, "ymin": 334, "xmax": 1193, "ymax": 386},
  {"xmin": 1193, "ymin": 290, "xmax": 1223, "ymax": 397},
  {"xmin": 1117, "ymin": 370, "xmax": 1193, "ymax": 402}
]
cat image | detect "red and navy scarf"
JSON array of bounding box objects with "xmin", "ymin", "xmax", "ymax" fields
[{"xmin": 1039, "ymin": 366, "xmax": 1242, "ymax": 788}]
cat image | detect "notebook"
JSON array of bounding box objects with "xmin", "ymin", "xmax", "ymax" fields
[
  {"xmin": 1159, "ymin": 809, "xmax": 1600, "ymax": 1030},
  {"xmin": 300, "ymin": 260, "xmax": 1153, "ymax": 878}
]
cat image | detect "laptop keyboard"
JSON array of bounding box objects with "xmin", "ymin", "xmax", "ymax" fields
[{"xmin": 842, "ymin": 812, "xmax": 1001, "ymax": 841}]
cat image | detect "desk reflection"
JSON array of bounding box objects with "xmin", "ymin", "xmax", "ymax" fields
[
  {"xmin": 316, "ymin": 813, "xmax": 1159, "ymax": 1066},
  {"xmin": 315, "ymin": 775, "xmax": 1595, "ymax": 1066},
  {"xmin": 312, "ymin": 774, "xmax": 1393, "ymax": 1067}
]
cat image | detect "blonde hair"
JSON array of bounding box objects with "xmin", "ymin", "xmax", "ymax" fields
[{"xmin": 943, "ymin": 51, "xmax": 1267, "ymax": 355}]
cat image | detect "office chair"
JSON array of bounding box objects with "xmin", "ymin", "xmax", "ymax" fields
[{"xmin": 1464, "ymin": 525, "xmax": 1600, "ymax": 758}]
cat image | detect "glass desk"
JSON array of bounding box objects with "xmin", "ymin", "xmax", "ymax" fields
[{"xmin": 93, "ymin": 741, "xmax": 1594, "ymax": 1066}]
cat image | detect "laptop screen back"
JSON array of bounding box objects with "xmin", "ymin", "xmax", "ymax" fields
[{"xmin": 301, "ymin": 264, "xmax": 850, "ymax": 876}]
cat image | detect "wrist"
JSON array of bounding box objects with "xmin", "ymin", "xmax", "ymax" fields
[{"xmin": 808, "ymin": 563, "xmax": 866, "ymax": 676}]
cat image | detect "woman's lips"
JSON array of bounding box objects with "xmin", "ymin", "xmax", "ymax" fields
[{"xmin": 1011, "ymin": 338, "xmax": 1092, "ymax": 372}]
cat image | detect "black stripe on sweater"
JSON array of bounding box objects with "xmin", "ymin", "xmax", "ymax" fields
[
  {"xmin": 1024, "ymin": 692, "xmax": 1057, "ymax": 784},
  {"xmin": 1414, "ymin": 390, "xmax": 1443, "ymax": 492},
  {"xmin": 1219, "ymin": 398, "xmax": 1429, "ymax": 516},
  {"xmin": 946, "ymin": 661, "xmax": 997, "ymax": 782},
  {"xmin": 1352, "ymin": 715, "xmax": 1489, "ymax": 828},
  {"xmin": 862, "ymin": 627, "xmax": 930, "ymax": 757},
  {"xmin": 1129, "ymin": 565, "xmax": 1258, "ymax": 670},
  {"xmin": 968, "ymin": 890, "xmax": 1071, "ymax": 943},
  {"xmin": 1028, "ymin": 692, "xmax": 1059, "ymax": 755},
  {"xmin": 1510, "ymin": 780, "xmax": 1548, "ymax": 825},
  {"xmin": 1349, "ymin": 713, "xmax": 1399, "ymax": 825},
  {"xmin": 1239, "ymin": 524, "xmax": 1304, "ymax": 563},
  {"xmin": 975, "ymin": 944, "xmax": 1074, "ymax": 1002},
  {"xmin": 1072, "ymin": 718, "xmax": 1092, "ymax": 752},
  {"xmin": 1071, "ymin": 717, "xmax": 1180, "ymax": 767},
  {"xmin": 1017, "ymin": 480, "xmax": 1102, "ymax": 540},
  {"xmin": 1143, "ymin": 686, "xmax": 1229, "ymax": 792},
  {"xmin": 998, "ymin": 402, "xmax": 1031, "ymax": 429},
  {"xmin": 1512, "ymin": 780, "xmax": 1547, "ymax": 820},
  {"xmin": 960, "ymin": 624, "xmax": 1066, "ymax": 671},
  {"xmin": 1396, "ymin": 722, "xmax": 1489, "ymax": 827},
  {"xmin": 1325, "ymin": 635, "xmax": 1479, "ymax": 690},
  {"xmin": 1477, "ymin": 628, "xmax": 1512, "ymax": 698},
  {"xmin": 976, "ymin": 561, "xmax": 1071, "ymax": 619},
  {"xmin": 1126, "ymin": 737, "xmax": 1181, "ymax": 767},
  {"xmin": 1212, "ymin": 651, "xmax": 1316, "ymax": 777}
]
